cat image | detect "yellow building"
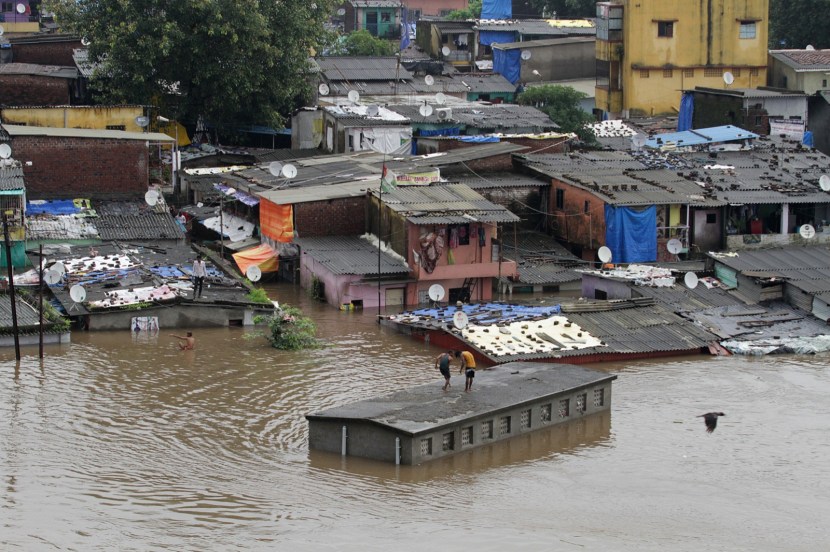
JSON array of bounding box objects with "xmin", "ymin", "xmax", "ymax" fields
[{"xmin": 595, "ymin": 0, "xmax": 769, "ymax": 118}]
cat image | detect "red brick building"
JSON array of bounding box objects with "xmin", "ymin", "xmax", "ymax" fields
[
  {"xmin": 0, "ymin": 63, "xmax": 79, "ymax": 106},
  {"xmin": 7, "ymin": 34, "xmax": 83, "ymax": 67}
]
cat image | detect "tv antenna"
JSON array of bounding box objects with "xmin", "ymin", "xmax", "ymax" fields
[
  {"xmin": 318, "ymin": 83, "xmax": 330, "ymax": 96},
  {"xmin": 424, "ymin": 75, "xmax": 434, "ymax": 86},
  {"xmin": 144, "ymin": 189, "xmax": 160, "ymax": 207},
  {"xmin": 69, "ymin": 284, "xmax": 87, "ymax": 312},
  {"xmin": 367, "ymin": 104, "xmax": 380, "ymax": 117},
  {"xmin": 419, "ymin": 104, "xmax": 434, "ymax": 117},
  {"xmin": 428, "ymin": 284, "xmax": 445, "ymax": 305},
  {"xmin": 246, "ymin": 265, "xmax": 262, "ymax": 282},
  {"xmin": 684, "ymin": 272, "xmax": 699, "ymax": 289},
  {"xmin": 347, "ymin": 90, "xmax": 360, "ymax": 104},
  {"xmin": 453, "ymin": 310, "xmax": 469, "ymax": 329},
  {"xmin": 723, "ymin": 71, "xmax": 734, "ymax": 88},
  {"xmin": 434, "ymin": 92, "xmax": 446, "ymax": 105},
  {"xmin": 441, "ymin": 46, "xmax": 450, "ymax": 57},
  {"xmin": 799, "ymin": 224, "xmax": 816, "ymax": 239},
  {"xmin": 819, "ymin": 174, "xmax": 830, "ymax": 192},
  {"xmin": 631, "ymin": 134, "xmax": 647, "ymax": 149},
  {"xmin": 281, "ymin": 164, "xmax": 297, "ymax": 179},
  {"xmin": 0, "ymin": 143, "xmax": 11, "ymax": 159},
  {"xmin": 667, "ymin": 238, "xmax": 683, "ymax": 258},
  {"xmin": 598, "ymin": 246, "xmax": 612, "ymax": 265},
  {"xmin": 135, "ymin": 116, "xmax": 149, "ymax": 128},
  {"xmin": 520, "ymin": 50, "xmax": 532, "ymax": 61}
]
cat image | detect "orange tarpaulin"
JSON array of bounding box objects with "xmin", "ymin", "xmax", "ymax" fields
[
  {"xmin": 233, "ymin": 244, "xmax": 279, "ymax": 274},
  {"xmin": 260, "ymin": 199, "xmax": 294, "ymax": 243}
]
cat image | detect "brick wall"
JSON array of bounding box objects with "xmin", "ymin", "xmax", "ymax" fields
[
  {"xmin": 550, "ymin": 176, "xmax": 606, "ymax": 257},
  {"xmin": 11, "ymin": 41, "xmax": 82, "ymax": 66},
  {"xmin": 437, "ymin": 136, "xmax": 569, "ymax": 172},
  {"xmin": 295, "ymin": 196, "xmax": 367, "ymax": 237},
  {"xmin": 13, "ymin": 136, "xmax": 149, "ymax": 199},
  {"xmin": 0, "ymin": 75, "xmax": 70, "ymax": 106}
]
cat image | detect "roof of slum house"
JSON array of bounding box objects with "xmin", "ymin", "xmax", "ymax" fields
[
  {"xmin": 2, "ymin": 124, "xmax": 174, "ymax": 142},
  {"xmin": 688, "ymin": 301, "xmax": 830, "ymax": 341},
  {"xmin": 451, "ymin": 172, "xmax": 547, "ymax": 190},
  {"xmin": 94, "ymin": 200, "xmax": 185, "ymax": 241},
  {"xmin": 377, "ymin": 182, "xmax": 521, "ymax": 224},
  {"xmin": 645, "ymin": 125, "xmax": 759, "ymax": 149},
  {"xmin": 0, "ymin": 63, "xmax": 78, "ymax": 80},
  {"xmin": 708, "ymin": 247, "xmax": 830, "ymax": 282},
  {"xmin": 491, "ymin": 36, "xmax": 596, "ymax": 50},
  {"xmin": 631, "ymin": 282, "xmax": 747, "ymax": 312},
  {"xmin": 475, "ymin": 18, "xmax": 596, "ymax": 36},
  {"xmin": 293, "ymin": 235, "xmax": 410, "ymax": 276},
  {"xmin": 322, "ymin": 104, "xmax": 411, "ymax": 127},
  {"xmin": 451, "ymin": 72, "xmax": 516, "ymax": 94},
  {"xmin": 0, "ymin": 164, "xmax": 25, "ymax": 192},
  {"xmin": 691, "ymin": 86, "xmax": 810, "ymax": 99},
  {"xmin": 348, "ymin": 0, "xmax": 401, "ymax": 7},
  {"xmin": 502, "ymin": 230, "xmax": 585, "ymax": 285},
  {"xmin": 412, "ymin": 142, "xmax": 528, "ymax": 168},
  {"xmin": 769, "ymin": 49, "xmax": 830, "ymax": 71},
  {"xmin": 314, "ymin": 56, "xmax": 411, "ymax": 82},
  {"xmin": 0, "ymin": 294, "xmax": 43, "ymax": 328},
  {"xmin": 387, "ymin": 104, "xmax": 558, "ymax": 130},
  {"xmin": 587, "ymin": 119, "xmax": 645, "ymax": 149},
  {"xmin": 423, "ymin": 20, "xmax": 477, "ymax": 33}
]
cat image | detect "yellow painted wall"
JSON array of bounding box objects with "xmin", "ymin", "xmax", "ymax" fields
[
  {"xmin": 621, "ymin": 0, "xmax": 768, "ymax": 114},
  {"xmin": 0, "ymin": 106, "xmax": 146, "ymax": 132}
]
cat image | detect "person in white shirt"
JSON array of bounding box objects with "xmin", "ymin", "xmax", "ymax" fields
[{"xmin": 192, "ymin": 256, "xmax": 207, "ymax": 298}]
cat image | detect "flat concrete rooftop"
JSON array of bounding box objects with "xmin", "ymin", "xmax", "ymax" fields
[{"xmin": 307, "ymin": 362, "xmax": 616, "ymax": 435}]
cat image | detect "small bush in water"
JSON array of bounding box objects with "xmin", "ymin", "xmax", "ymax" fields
[{"xmin": 254, "ymin": 304, "xmax": 319, "ymax": 350}]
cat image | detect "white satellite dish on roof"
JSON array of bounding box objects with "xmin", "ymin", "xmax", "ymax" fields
[
  {"xmin": 347, "ymin": 90, "xmax": 360, "ymax": 103},
  {"xmin": 81, "ymin": 36, "xmax": 91, "ymax": 46},
  {"xmin": 0, "ymin": 25, "xmax": 5, "ymax": 37},
  {"xmin": 684, "ymin": 272, "xmax": 699, "ymax": 289},
  {"xmin": 428, "ymin": 284, "xmax": 445, "ymax": 302},
  {"xmin": 453, "ymin": 310, "xmax": 469, "ymax": 329},
  {"xmin": 318, "ymin": 83, "xmax": 330, "ymax": 96},
  {"xmin": 0, "ymin": 143, "xmax": 11, "ymax": 159},
  {"xmin": 441, "ymin": 46, "xmax": 451, "ymax": 56},
  {"xmin": 281, "ymin": 164, "xmax": 297, "ymax": 179},
  {"xmin": 723, "ymin": 71, "xmax": 734, "ymax": 86},
  {"xmin": 806, "ymin": 44, "xmax": 816, "ymax": 51},
  {"xmin": 70, "ymin": 285, "xmax": 87, "ymax": 303},
  {"xmin": 135, "ymin": 116, "xmax": 149, "ymax": 128},
  {"xmin": 367, "ymin": 104, "xmax": 380, "ymax": 117},
  {"xmin": 520, "ymin": 49, "xmax": 532, "ymax": 61},
  {"xmin": 819, "ymin": 174, "xmax": 830, "ymax": 191},
  {"xmin": 667, "ymin": 239, "xmax": 683, "ymax": 255},
  {"xmin": 800, "ymin": 224, "xmax": 816, "ymax": 239},
  {"xmin": 337, "ymin": 7, "xmax": 346, "ymax": 15},
  {"xmin": 43, "ymin": 269, "xmax": 62, "ymax": 285},
  {"xmin": 435, "ymin": 92, "xmax": 446, "ymax": 105},
  {"xmin": 144, "ymin": 189, "xmax": 159, "ymax": 206},
  {"xmin": 419, "ymin": 104, "xmax": 434, "ymax": 117},
  {"xmin": 268, "ymin": 161, "xmax": 283, "ymax": 176},
  {"xmin": 631, "ymin": 134, "xmax": 647, "ymax": 148},
  {"xmin": 424, "ymin": 75, "xmax": 435, "ymax": 86},
  {"xmin": 598, "ymin": 246, "xmax": 612, "ymax": 264},
  {"xmin": 16, "ymin": 3, "xmax": 25, "ymax": 14},
  {"xmin": 246, "ymin": 265, "xmax": 262, "ymax": 282},
  {"xmin": 51, "ymin": 261, "xmax": 66, "ymax": 276}
]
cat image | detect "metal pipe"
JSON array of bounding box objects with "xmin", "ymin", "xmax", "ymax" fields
[
  {"xmin": 341, "ymin": 425, "xmax": 347, "ymax": 456},
  {"xmin": 395, "ymin": 437, "xmax": 401, "ymax": 465},
  {"xmin": 38, "ymin": 244, "xmax": 43, "ymax": 358}
]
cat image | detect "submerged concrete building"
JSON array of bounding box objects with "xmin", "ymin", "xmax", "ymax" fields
[{"xmin": 307, "ymin": 362, "xmax": 616, "ymax": 465}]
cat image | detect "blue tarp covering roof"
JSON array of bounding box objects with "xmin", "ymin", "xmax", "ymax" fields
[
  {"xmin": 458, "ymin": 136, "xmax": 500, "ymax": 143},
  {"xmin": 402, "ymin": 302, "xmax": 561, "ymax": 327},
  {"xmin": 27, "ymin": 199, "xmax": 83, "ymax": 215},
  {"xmin": 481, "ymin": 0, "xmax": 512, "ymax": 19},
  {"xmin": 493, "ymin": 47, "xmax": 521, "ymax": 84},
  {"xmin": 605, "ymin": 205, "xmax": 656, "ymax": 263},
  {"xmin": 479, "ymin": 30, "xmax": 516, "ymax": 46},
  {"xmin": 677, "ymin": 93, "xmax": 694, "ymax": 132},
  {"xmin": 645, "ymin": 125, "xmax": 758, "ymax": 149}
]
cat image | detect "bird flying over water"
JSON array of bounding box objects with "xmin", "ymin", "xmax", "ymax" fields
[{"xmin": 698, "ymin": 412, "xmax": 725, "ymax": 433}]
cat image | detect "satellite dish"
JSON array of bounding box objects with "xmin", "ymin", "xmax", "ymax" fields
[
  {"xmin": 134, "ymin": 116, "xmax": 149, "ymax": 128},
  {"xmin": 598, "ymin": 246, "xmax": 612, "ymax": 264},
  {"xmin": 347, "ymin": 90, "xmax": 360, "ymax": 103},
  {"xmin": 419, "ymin": 104, "xmax": 434, "ymax": 117},
  {"xmin": 453, "ymin": 310, "xmax": 469, "ymax": 329},
  {"xmin": 532, "ymin": 69, "xmax": 540, "ymax": 76},
  {"xmin": 435, "ymin": 92, "xmax": 446, "ymax": 105},
  {"xmin": 144, "ymin": 189, "xmax": 160, "ymax": 206},
  {"xmin": 16, "ymin": 3, "xmax": 25, "ymax": 14},
  {"xmin": 318, "ymin": 83, "xmax": 330, "ymax": 96},
  {"xmin": 69, "ymin": 285, "xmax": 87, "ymax": 303},
  {"xmin": 268, "ymin": 161, "xmax": 283, "ymax": 176},
  {"xmin": 0, "ymin": 143, "xmax": 11, "ymax": 159},
  {"xmin": 367, "ymin": 104, "xmax": 380, "ymax": 117},
  {"xmin": 723, "ymin": 71, "xmax": 734, "ymax": 86},
  {"xmin": 800, "ymin": 224, "xmax": 816, "ymax": 239},
  {"xmin": 337, "ymin": 8, "xmax": 346, "ymax": 15},
  {"xmin": 281, "ymin": 164, "xmax": 297, "ymax": 179},
  {"xmin": 424, "ymin": 75, "xmax": 435, "ymax": 86},
  {"xmin": 520, "ymin": 50, "xmax": 532, "ymax": 61},
  {"xmin": 819, "ymin": 174, "xmax": 830, "ymax": 191},
  {"xmin": 51, "ymin": 261, "xmax": 66, "ymax": 276},
  {"xmin": 428, "ymin": 284, "xmax": 445, "ymax": 302},
  {"xmin": 667, "ymin": 239, "xmax": 683, "ymax": 255},
  {"xmin": 0, "ymin": 25, "xmax": 5, "ymax": 37},
  {"xmin": 806, "ymin": 44, "xmax": 815, "ymax": 51},
  {"xmin": 441, "ymin": 46, "xmax": 451, "ymax": 56},
  {"xmin": 43, "ymin": 269, "xmax": 62, "ymax": 285},
  {"xmin": 80, "ymin": 37, "xmax": 91, "ymax": 46},
  {"xmin": 246, "ymin": 265, "xmax": 262, "ymax": 282},
  {"xmin": 684, "ymin": 272, "xmax": 699, "ymax": 289},
  {"xmin": 631, "ymin": 134, "xmax": 647, "ymax": 148}
]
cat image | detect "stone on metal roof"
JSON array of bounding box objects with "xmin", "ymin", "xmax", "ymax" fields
[{"xmin": 293, "ymin": 235, "xmax": 410, "ymax": 276}]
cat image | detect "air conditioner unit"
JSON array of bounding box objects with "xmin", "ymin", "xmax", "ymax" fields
[{"xmin": 436, "ymin": 108, "xmax": 453, "ymax": 121}]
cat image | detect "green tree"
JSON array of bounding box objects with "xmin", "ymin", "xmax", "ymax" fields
[
  {"xmin": 255, "ymin": 305, "xmax": 320, "ymax": 350},
  {"xmin": 517, "ymin": 85, "xmax": 596, "ymax": 143},
  {"xmin": 327, "ymin": 30, "xmax": 397, "ymax": 56},
  {"xmin": 523, "ymin": 0, "xmax": 596, "ymax": 18},
  {"xmin": 46, "ymin": 0, "xmax": 335, "ymax": 129},
  {"xmin": 769, "ymin": 0, "xmax": 830, "ymax": 49},
  {"xmin": 448, "ymin": 0, "xmax": 482, "ymax": 20}
]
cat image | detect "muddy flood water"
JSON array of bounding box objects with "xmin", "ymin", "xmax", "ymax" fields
[{"xmin": 2, "ymin": 283, "xmax": 829, "ymax": 551}]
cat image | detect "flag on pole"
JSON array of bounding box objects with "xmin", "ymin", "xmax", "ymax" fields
[{"xmin": 381, "ymin": 164, "xmax": 398, "ymax": 192}]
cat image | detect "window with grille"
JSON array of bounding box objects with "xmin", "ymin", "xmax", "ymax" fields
[
  {"xmin": 739, "ymin": 21, "xmax": 756, "ymax": 39},
  {"xmin": 593, "ymin": 388, "xmax": 605, "ymax": 407},
  {"xmin": 520, "ymin": 409, "xmax": 531, "ymax": 430},
  {"xmin": 750, "ymin": 68, "xmax": 760, "ymax": 77},
  {"xmin": 461, "ymin": 426, "xmax": 473, "ymax": 446},
  {"xmin": 555, "ymin": 188, "xmax": 565, "ymax": 209},
  {"xmin": 499, "ymin": 416, "xmax": 511, "ymax": 435},
  {"xmin": 420, "ymin": 437, "xmax": 432, "ymax": 456},
  {"xmin": 576, "ymin": 393, "xmax": 587, "ymax": 413},
  {"xmin": 106, "ymin": 125, "xmax": 126, "ymax": 131},
  {"xmin": 657, "ymin": 21, "xmax": 673, "ymax": 38},
  {"xmin": 732, "ymin": 68, "xmax": 742, "ymax": 77},
  {"xmin": 663, "ymin": 69, "xmax": 673, "ymax": 78},
  {"xmin": 559, "ymin": 398, "xmax": 570, "ymax": 418},
  {"xmin": 683, "ymin": 69, "xmax": 694, "ymax": 78},
  {"xmin": 704, "ymin": 68, "xmax": 721, "ymax": 77},
  {"xmin": 639, "ymin": 70, "xmax": 650, "ymax": 79},
  {"xmin": 442, "ymin": 432, "xmax": 455, "ymax": 452},
  {"xmin": 481, "ymin": 420, "xmax": 493, "ymax": 440},
  {"xmin": 541, "ymin": 404, "xmax": 552, "ymax": 423}
]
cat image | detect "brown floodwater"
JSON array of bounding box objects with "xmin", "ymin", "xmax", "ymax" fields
[{"xmin": 1, "ymin": 283, "xmax": 829, "ymax": 550}]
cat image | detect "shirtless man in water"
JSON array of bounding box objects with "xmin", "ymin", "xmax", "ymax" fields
[{"xmin": 171, "ymin": 332, "xmax": 195, "ymax": 350}]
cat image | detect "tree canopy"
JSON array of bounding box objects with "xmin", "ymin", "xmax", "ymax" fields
[
  {"xmin": 524, "ymin": 0, "xmax": 596, "ymax": 18},
  {"xmin": 47, "ymin": 0, "xmax": 336, "ymax": 129},
  {"xmin": 448, "ymin": 0, "xmax": 482, "ymax": 20},
  {"xmin": 517, "ymin": 85, "xmax": 595, "ymax": 143},
  {"xmin": 326, "ymin": 30, "xmax": 397, "ymax": 56},
  {"xmin": 769, "ymin": 0, "xmax": 830, "ymax": 49}
]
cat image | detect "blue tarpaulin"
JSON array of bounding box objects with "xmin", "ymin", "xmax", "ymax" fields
[
  {"xmin": 803, "ymin": 130, "xmax": 814, "ymax": 148},
  {"xmin": 677, "ymin": 93, "xmax": 694, "ymax": 131},
  {"xmin": 27, "ymin": 200, "xmax": 82, "ymax": 215},
  {"xmin": 479, "ymin": 30, "xmax": 515, "ymax": 46},
  {"xmin": 481, "ymin": 0, "xmax": 511, "ymax": 19},
  {"xmin": 493, "ymin": 47, "xmax": 521, "ymax": 84},
  {"xmin": 458, "ymin": 136, "xmax": 500, "ymax": 143},
  {"xmin": 604, "ymin": 205, "xmax": 657, "ymax": 263},
  {"xmin": 418, "ymin": 127, "xmax": 461, "ymax": 137}
]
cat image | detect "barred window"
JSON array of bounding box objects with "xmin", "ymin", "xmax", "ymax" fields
[
  {"xmin": 683, "ymin": 69, "xmax": 694, "ymax": 78},
  {"xmin": 541, "ymin": 404, "xmax": 552, "ymax": 423},
  {"xmin": 420, "ymin": 437, "xmax": 432, "ymax": 456},
  {"xmin": 499, "ymin": 416, "xmax": 511, "ymax": 435},
  {"xmin": 639, "ymin": 70, "xmax": 650, "ymax": 79},
  {"xmin": 442, "ymin": 432, "xmax": 455, "ymax": 452},
  {"xmin": 663, "ymin": 69, "xmax": 673, "ymax": 78},
  {"xmin": 704, "ymin": 68, "xmax": 721, "ymax": 77},
  {"xmin": 106, "ymin": 125, "xmax": 126, "ymax": 131},
  {"xmin": 481, "ymin": 420, "xmax": 493, "ymax": 440},
  {"xmin": 594, "ymin": 388, "xmax": 605, "ymax": 407},
  {"xmin": 750, "ymin": 68, "xmax": 760, "ymax": 77},
  {"xmin": 520, "ymin": 409, "xmax": 531, "ymax": 430},
  {"xmin": 732, "ymin": 68, "xmax": 742, "ymax": 77},
  {"xmin": 739, "ymin": 21, "xmax": 756, "ymax": 39},
  {"xmin": 657, "ymin": 21, "xmax": 673, "ymax": 38},
  {"xmin": 461, "ymin": 426, "xmax": 473, "ymax": 446},
  {"xmin": 576, "ymin": 393, "xmax": 587, "ymax": 413},
  {"xmin": 559, "ymin": 398, "xmax": 570, "ymax": 418}
]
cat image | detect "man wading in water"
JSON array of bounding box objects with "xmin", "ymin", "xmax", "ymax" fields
[
  {"xmin": 435, "ymin": 350, "xmax": 454, "ymax": 391},
  {"xmin": 171, "ymin": 332, "xmax": 195, "ymax": 350}
]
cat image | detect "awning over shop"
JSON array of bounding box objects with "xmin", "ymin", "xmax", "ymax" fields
[{"xmin": 232, "ymin": 243, "xmax": 278, "ymax": 274}]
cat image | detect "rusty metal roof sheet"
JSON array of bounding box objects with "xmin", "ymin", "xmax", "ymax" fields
[{"xmin": 293, "ymin": 235, "xmax": 410, "ymax": 276}]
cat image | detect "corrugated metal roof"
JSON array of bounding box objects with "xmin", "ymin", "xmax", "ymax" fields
[
  {"xmin": 315, "ymin": 56, "xmax": 412, "ymax": 82},
  {"xmin": 491, "ymin": 36, "xmax": 596, "ymax": 50},
  {"xmin": 458, "ymin": 73, "xmax": 516, "ymax": 94},
  {"xmin": 349, "ymin": 0, "xmax": 401, "ymax": 7},
  {"xmin": 770, "ymin": 49, "xmax": 830, "ymax": 72},
  {"xmin": 502, "ymin": 230, "xmax": 584, "ymax": 285},
  {"xmin": 0, "ymin": 63, "xmax": 78, "ymax": 79},
  {"xmin": 632, "ymin": 284, "xmax": 746, "ymax": 311},
  {"xmin": 72, "ymin": 48, "xmax": 96, "ymax": 78},
  {"xmin": 379, "ymin": 183, "xmax": 521, "ymax": 224},
  {"xmin": 476, "ymin": 19, "xmax": 596, "ymax": 36},
  {"xmin": 709, "ymin": 247, "xmax": 830, "ymax": 277},
  {"xmin": 294, "ymin": 235, "xmax": 410, "ymax": 276},
  {"xmin": 646, "ymin": 125, "xmax": 759, "ymax": 149},
  {"xmin": 0, "ymin": 164, "xmax": 25, "ymax": 192},
  {"xmin": 0, "ymin": 294, "xmax": 43, "ymax": 328},
  {"xmin": 453, "ymin": 172, "xmax": 546, "ymax": 190},
  {"xmin": 388, "ymin": 104, "xmax": 558, "ymax": 130},
  {"xmin": 258, "ymin": 179, "xmax": 375, "ymax": 205},
  {"xmin": 3, "ymin": 125, "xmax": 174, "ymax": 142},
  {"xmin": 413, "ymin": 142, "xmax": 528, "ymax": 167},
  {"xmin": 94, "ymin": 201, "xmax": 185, "ymax": 241}
]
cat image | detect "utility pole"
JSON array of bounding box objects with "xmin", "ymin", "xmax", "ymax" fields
[{"xmin": 39, "ymin": 244, "xmax": 44, "ymax": 358}]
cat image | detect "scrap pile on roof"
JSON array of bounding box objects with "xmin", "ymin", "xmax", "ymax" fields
[
  {"xmin": 389, "ymin": 104, "xmax": 558, "ymax": 132},
  {"xmin": 376, "ymin": 183, "xmax": 521, "ymax": 224},
  {"xmin": 293, "ymin": 235, "xmax": 410, "ymax": 276},
  {"xmin": 323, "ymin": 104, "xmax": 411, "ymax": 126},
  {"xmin": 579, "ymin": 264, "xmax": 677, "ymax": 287}
]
